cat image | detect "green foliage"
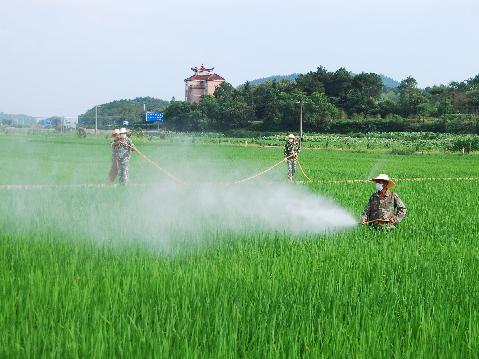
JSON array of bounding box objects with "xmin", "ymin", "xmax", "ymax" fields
[
  {"xmin": 163, "ymin": 101, "xmax": 207, "ymax": 131},
  {"xmin": 398, "ymin": 76, "xmax": 428, "ymax": 117},
  {"xmin": 252, "ymin": 82, "xmax": 282, "ymax": 130},
  {"xmin": 442, "ymin": 114, "xmax": 479, "ymax": 134},
  {"xmin": 214, "ymin": 83, "xmax": 254, "ymax": 130},
  {"xmin": 76, "ymin": 68, "xmax": 479, "ymax": 135},
  {"xmin": 304, "ymin": 91, "xmax": 340, "ymax": 130},
  {"xmin": 166, "ymin": 68, "xmax": 477, "ymax": 133},
  {"xmin": 344, "ymin": 72, "xmax": 383, "ymax": 115},
  {"xmin": 447, "ymin": 135, "xmax": 479, "ymax": 153}
]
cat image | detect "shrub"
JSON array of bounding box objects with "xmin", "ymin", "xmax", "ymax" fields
[{"xmin": 447, "ymin": 135, "xmax": 479, "ymax": 153}]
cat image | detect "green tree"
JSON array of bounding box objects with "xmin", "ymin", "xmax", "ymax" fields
[
  {"xmin": 163, "ymin": 101, "xmax": 207, "ymax": 131},
  {"xmin": 425, "ymin": 85, "xmax": 453, "ymax": 116},
  {"xmin": 305, "ymin": 91, "xmax": 341, "ymax": 131},
  {"xmin": 218, "ymin": 99, "xmax": 252, "ymax": 130},
  {"xmin": 276, "ymin": 90, "xmax": 305, "ymax": 130},
  {"xmin": 328, "ymin": 68, "xmax": 353, "ymax": 103},
  {"xmin": 343, "ymin": 73, "xmax": 382, "ymax": 115},
  {"xmin": 253, "ymin": 83, "xmax": 281, "ymax": 130},
  {"xmin": 198, "ymin": 96, "xmax": 221, "ymax": 129},
  {"xmin": 295, "ymin": 66, "xmax": 329, "ymax": 95},
  {"xmin": 398, "ymin": 76, "xmax": 428, "ymax": 117},
  {"xmin": 238, "ymin": 81, "xmax": 254, "ymax": 107},
  {"xmin": 213, "ymin": 82, "xmax": 254, "ymax": 130},
  {"xmin": 465, "ymin": 89, "xmax": 479, "ymax": 114},
  {"xmin": 417, "ymin": 102, "xmax": 437, "ymax": 118}
]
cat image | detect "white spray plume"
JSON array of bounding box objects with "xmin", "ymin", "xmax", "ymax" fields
[
  {"xmin": 2, "ymin": 140, "xmax": 358, "ymax": 251},
  {"xmin": 109, "ymin": 180, "xmax": 358, "ymax": 245},
  {"xmin": 2, "ymin": 180, "xmax": 358, "ymax": 252}
]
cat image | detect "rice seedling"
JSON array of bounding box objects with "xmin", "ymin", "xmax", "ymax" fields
[{"xmin": 0, "ymin": 133, "xmax": 478, "ymax": 357}]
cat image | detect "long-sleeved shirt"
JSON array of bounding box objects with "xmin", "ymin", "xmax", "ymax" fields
[
  {"xmin": 114, "ymin": 138, "xmax": 134, "ymax": 160},
  {"xmin": 110, "ymin": 138, "xmax": 120, "ymax": 159},
  {"xmin": 284, "ymin": 141, "xmax": 301, "ymax": 159},
  {"xmin": 360, "ymin": 190, "xmax": 407, "ymax": 227}
]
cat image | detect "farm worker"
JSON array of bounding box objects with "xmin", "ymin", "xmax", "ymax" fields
[
  {"xmin": 107, "ymin": 129, "xmax": 121, "ymax": 184},
  {"xmin": 284, "ymin": 134, "xmax": 301, "ymax": 182},
  {"xmin": 360, "ymin": 174, "xmax": 407, "ymax": 229},
  {"xmin": 116, "ymin": 128, "xmax": 136, "ymax": 185}
]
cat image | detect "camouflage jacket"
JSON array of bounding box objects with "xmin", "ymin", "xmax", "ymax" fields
[
  {"xmin": 110, "ymin": 138, "xmax": 120, "ymax": 159},
  {"xmin": 284, "ymin": 141, "xmax": 301, "ymax": 159},
  {"xmin": 116, "ymin": 138, "xmax": 134, "ymax": 160},
  {"xmin": 360, "ymin": 190, "xmax": 407, "ymax": 226}
]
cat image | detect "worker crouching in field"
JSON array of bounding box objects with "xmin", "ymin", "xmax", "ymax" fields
[
  {"xmin": 284, "ymin": 134, "xmax": 301, "ymax": 182},
  {"xmin": 107, "ymin": 129, "xmax": 120, "ymax": 184},
  {"xmin": 360, "ymin": 174, "xmax": 407, "ymax": 229},
  {"xmin": 115, "ymin": 128, "xmax": 136, "ymax": 185}
]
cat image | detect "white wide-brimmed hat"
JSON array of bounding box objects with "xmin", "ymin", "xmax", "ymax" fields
[
  {"xmin": 371, "ymin": 174, "xmax": 396, "ymax": 188},
  {"xmin": 119, "ymin": 128, "xmax": 129, "ymax": 134},
  {"xmin": 288, "ymin": 134, "xmax": 296, "ymax": 139},
  {"xmin": 111, "ymin": 128, "xmax": 120, "ymax": 137}
]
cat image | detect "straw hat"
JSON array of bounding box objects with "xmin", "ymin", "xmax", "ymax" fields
[
  {"xmin": 111, "ymin": 128, "xmax": 120, "ymax": 137},
  {"xmin": 288, "ymin": 134, "xmax": 296, "ymax": 139},
  {"xmin": 119, "ymin": 128, "xmax": 129, "ymax": 134},
  {"xmin": 371, "ymin": 174, "xmax": 396, "ymax": 188}
]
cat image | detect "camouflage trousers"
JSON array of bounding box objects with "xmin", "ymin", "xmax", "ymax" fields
[
  {"xmin": 108, "ymin": 157, "xmax": 119, "ymax": 184},
  {"xmin": 287, "ymin": 159, "xmax": 297, "ymax": 181},
  {"xmin": 370, "ymin": 223, "xmax": 396, "ymax": 230},
  {"xmin": 118, "ymin": 157, "xmax": 130, "ymax": 185},
  {"xmin": 367, "ymin": 217, "xmax": 398, "ymax": 230}
]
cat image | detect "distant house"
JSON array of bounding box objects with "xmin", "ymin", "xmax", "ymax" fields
[{"xmin": 185, "ymin": 65, "xmax": 225, "ymax": 103}]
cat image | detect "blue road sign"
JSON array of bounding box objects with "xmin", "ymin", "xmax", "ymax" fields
[
  {"xmin": 39, "ymin": 119, "xmax": 52, "ymax": 126},
  {"xmin": 145, "ymin": 112, "xmax": 164, "ymax": 123}
]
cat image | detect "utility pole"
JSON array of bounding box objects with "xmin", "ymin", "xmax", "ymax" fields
[{"xmin": 296, "ymin": 100, "xmax": 304, "ymax": 139}]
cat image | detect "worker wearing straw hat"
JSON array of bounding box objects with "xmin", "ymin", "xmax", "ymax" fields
[
  {"xmin": 116, "ymin": 128, "xmax": 136, "ymax": 185},
  {"xmin": 107, "ymin": 129, "xmax": 121, "ymax": 184},
  {"xmin": 360, "ymin": 174, "xmax": 407, "ymax": 229},
  {"xmin": 284, "ymin": 134, "xmax": 301, "ymax": 182}
]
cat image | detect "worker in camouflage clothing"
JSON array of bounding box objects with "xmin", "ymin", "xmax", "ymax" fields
[
  {"xmin": 107, "ymin": 129, "xmax": 120, "ymax": 184},
  {"xmin": 284, "ymin": 133, "xmax": 301, "ymax": 182},
  {"xmin": 116, "ymin": 128, "xmax": 136, "ymax": 185},
  {"xmin": 360, "ymin": 174, "xmax": 407, "ymax": 229}
]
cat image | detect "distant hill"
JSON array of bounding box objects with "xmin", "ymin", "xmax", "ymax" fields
[
  {"xmin": 0, "ymin": 112, "xmax": 37, "ymax": 127},
  {"xmin": 248, "ymin": 74, "xmax": 301, "ymax": 86},
  {"xmin": 78, "ymin": 97, "xmax": 169, "ymax": 128},
  {"xmin": 379, "ymin": 74, "xmax": 400, "ymax": 89},
  {"xmin": 248, "ymin": 73, "xmax": 400, "ymax": 89}
]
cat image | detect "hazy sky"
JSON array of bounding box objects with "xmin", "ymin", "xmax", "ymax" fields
[{"xmin": 0, "ymin": 0, "xmax": 477, "ymax": 117}]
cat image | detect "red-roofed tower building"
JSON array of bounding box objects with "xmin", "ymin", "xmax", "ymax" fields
[{"xmin": 185, "ymin": 65, "xmax": 225, "ymax": 103}]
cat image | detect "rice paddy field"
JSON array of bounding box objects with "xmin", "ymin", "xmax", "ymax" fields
[{"xmin": 1, "ymin": 133, "xmax": 479, "ymax": 357}]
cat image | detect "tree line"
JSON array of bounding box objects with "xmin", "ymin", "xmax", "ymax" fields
[
  {"xmin": 163, "ymin": 67, "xmax": 479, "ymax": 134},
  {"xmin": 76, "ymin": 67, "xmax": 479, "ymax": 134}
]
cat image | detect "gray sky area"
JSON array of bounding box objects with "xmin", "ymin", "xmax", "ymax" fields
[{"xmin": 0, "ymin": 0, "xmax": 477, "ymax": 118}]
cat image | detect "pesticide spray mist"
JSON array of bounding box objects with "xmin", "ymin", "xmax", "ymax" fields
[
  {"xmin": 3, "ymin": 179, "xmax": 358, "ymax": 251},
  {"xmin": 1, "ymin": 140, "xmax": 358, "ymax": 250},
  {"xmin": 128, "ymin": 181, "xmax": 357, "ymax": 235}
]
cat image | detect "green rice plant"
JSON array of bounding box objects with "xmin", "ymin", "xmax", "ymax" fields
[{"xmin": 0, "ymin": 135, "xmax": 478, "ymax": 357}]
